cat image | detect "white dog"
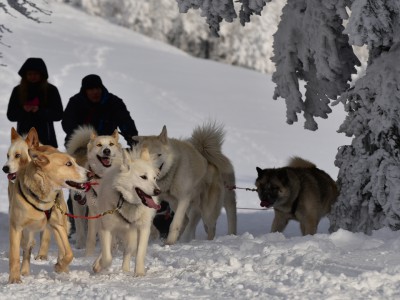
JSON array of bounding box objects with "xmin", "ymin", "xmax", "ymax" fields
[
  {"xmin": 92, "ymin": 148, "xmax": 160, "ymax": 276},
  {"xmin": 132, "ymin": 122, "xmax": 236, "ymax": 245},
  {"xmin": 66, "ymin": 126, "xmax": 123, "ymax": 255}
]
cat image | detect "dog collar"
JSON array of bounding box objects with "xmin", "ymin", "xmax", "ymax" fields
[
  {"xmin": 116, "ymin": 193, "xmax": 132, "ymax": 224},
  {"xmin": 18, "ymin": 181, "xmax": 54, "ymax": 220},
  {"xmin": 88, "ymin": 165, "xmax": 102, "ymax": 179}
]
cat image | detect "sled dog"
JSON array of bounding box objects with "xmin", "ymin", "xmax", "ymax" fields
[
  {"xmin": 132, "ymin": 122, "xmax": 236, "ymax": 244},
  {"xmin": 66, "ymin": 126, "xmax": 123, "ymax": 255},
  {"xmin": 3, "ymin": 127, "xmax": 66, "ymax": 260},
  {"xmin": 8, "ymin": 148, "xmax": 92, "ymax": 283},
  {"xmin": 255, "ymin": 157, "xmax": 338, "ymax": 235},
  {"xmin": 92, "ymin": 148, "xmax": 160, "ymax": 276}
]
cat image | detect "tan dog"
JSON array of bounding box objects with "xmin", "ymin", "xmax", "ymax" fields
[
  {"xmin": 8, "ymin": 148, "xmax": 92, "ymax": 283},
  {"xmin": 2, "ymin": 127, "xmax": 64, "ymax": 260},
  {"xmin": 255, "ymin": 157, "xmax": 338, "ymax": 235}
]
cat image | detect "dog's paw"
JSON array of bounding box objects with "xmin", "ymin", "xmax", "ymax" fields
[
  {"xmin": 8, "ymin": 275, "xmax": 22, "ymax": 284},
  {"xmin": 164, "ymin": 239, "xmax": 177, "ymax": 246},
  {"xmin": 20, "ymin": 268, "xmax": 30, "ymax": 276},
  {"xmin": 134, "ymin": 271, "xmax": 146, "ymax": 277},
  {"xmin": 164, "ymin": 230, "xmax": 179, "ymax": 245},
  {"xmin": 35, "ymin": 254, "xmax": 48, "ymax": 261},
  {"xmin": 92, "ymin": 263, "xmax": 102, "ymax": 273},
  {"xmin": 54, "ymin": 262, "xmax": 69, "ymax": 273}
]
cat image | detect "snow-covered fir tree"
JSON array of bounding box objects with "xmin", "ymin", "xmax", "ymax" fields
[
  {"xmin": 329, "ymin": 1, "xmax": 400, "ymax": 233},
  {"xmin": 63, "ymin": 0, "xmax": 284, "ymax": 74},
  {"xmin": 176, "ymin": 0, "xmax": 400, "ymax": 234}
]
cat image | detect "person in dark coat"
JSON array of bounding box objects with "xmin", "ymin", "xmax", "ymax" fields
[
  {"xmin": 7, "ymin": 57, "xmax": 63, "ymax": 148},
  {"xmin": 62, "ymin": 74, "xmax": 138, "ymax": 146}
]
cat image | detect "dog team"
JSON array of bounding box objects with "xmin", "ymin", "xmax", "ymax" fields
[
  {"xmin": 2, "ymin": 123, "xmax": 338, "ymax": 284},
  {"xmin": 3, "ymin": 57, "xmax": 338, "ymax": 283}
]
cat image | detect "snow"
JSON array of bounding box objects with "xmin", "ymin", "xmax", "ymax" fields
[{"xmin": 0, "ymin": 2, "xmax": 399, "ymax": 299}]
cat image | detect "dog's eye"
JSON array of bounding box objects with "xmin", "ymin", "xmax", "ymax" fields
[
  {"xmin": 15, "ymin": 153, "xmax": 21, "ymax": 159},
  {"xmin": 66, "ymin": 161, "xmax": 73, "ymax": 167},
  {"xmin": 157, "ymin": 154, "xmax": 162, "ymax": 157},
  {"xmin": 97, "ymin": 143, "xmax": 102, "ymax": 147},
  {"xmin": 109, "ymin": 142, "xmax": 114, "ymax": 147},
  {"xmin": 140, "ymin": 175, "xmax": 147, "ymax": 180}
]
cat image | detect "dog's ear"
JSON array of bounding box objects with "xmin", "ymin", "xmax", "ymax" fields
[
  {"xmin": 256, "ymin": 167, "xmax": 263, "ymax": 176},
  {"xmin": 90, "ymin": 131, "xmax": 98, "ymax": 141},
  {"xmin": 159, "ymin": 125, "xmax": 168, "ymax": 144},
  {"xmin": 120, "ymin": 149, "xmax": 131, "ymax": 172},
  {"xmin": 112, "ymin": 129, "xmax": 119, "ymax": 141},
  {"xmin": 25, "ymin": 127, "xmax": 40, "ymax": 149},
  {"xmin": 11, "ymin": 127, "xmax": 21, "ymax": 142},
  {"xmin": 29, "ymin": 149, "xmax": 50, "ymax": 167},
  {"xmin": 140, "ymin": 147, "xmax": 150, "ymax": 161}
]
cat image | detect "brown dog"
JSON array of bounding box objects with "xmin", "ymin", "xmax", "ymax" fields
[
  {"xmin": 255, "ymin": 157, "xmax": 338, "ymax": 235},
  {"xmin": 8, "ymin": 148, "xmax": 92, "ymax": 283}
]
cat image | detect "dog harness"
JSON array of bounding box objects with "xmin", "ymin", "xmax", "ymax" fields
[
  {"xmin": 115, "ymin": 194, "xmax": 132, "ymax": 224},
  {"xmin": 18, "ymin": 181, "xmax": 54, "ymax": 220}
]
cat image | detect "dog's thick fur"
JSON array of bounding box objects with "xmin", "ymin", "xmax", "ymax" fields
[
  {"xmin": 8, "ymin": 148, "xmax": 92, "ymax": 283},
  {"xmin": 92, "ymin": 148, "xmax": 160, "ymax": 276},
  {"xmin": 132, "ymin": 122, "xmax": 236, "ymax": 244},
  {"xmin": 255, "ymin": 157, "xmax": 338, "ymax": 235},
  {"xmin": 66, "ymin": 126, "xmax": 123, "ymax": 256},
  {"xmin": 3, "ymin": 127, "xmax": 66, "ymax": 260}
]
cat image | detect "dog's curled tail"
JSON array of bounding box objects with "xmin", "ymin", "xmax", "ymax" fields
[
  {"xmin": 66, "ymin": 125, "xmax": 96, "ymax": 156},
  {"xmin": 287, "ymin": 156, "xmax": 316, "ymax": 169},
  {"xmin": 190, "ymin": 121, "xmax": 232, "ymax": 173}
]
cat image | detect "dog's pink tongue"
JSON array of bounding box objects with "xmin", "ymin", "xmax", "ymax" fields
[
  {"xmin": 7, "ymin": 173, "xmax": 16, "ymax": 181},
  {"xmin": 260, "ymin": 201, "xmax": 270, "ymax": 208},
  {"xmin": 101, "ymin": 157, "xmax": 111, "ymax": 166},
  {"xmin": 144, "ymin": 196, "xmax": 161, "ymax": 210}
]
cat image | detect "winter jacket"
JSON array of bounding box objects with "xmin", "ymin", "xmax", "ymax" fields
[
  {"xmin": 62, "ymin": 87, "xmax": 138, "ymax": 146},
  {"xmin": 7, "ymin": 83, "xmax": 63, "ymax": 148}
]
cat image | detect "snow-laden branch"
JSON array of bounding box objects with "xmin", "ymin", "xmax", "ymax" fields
[
  {"xmin": 0, "ymin": 1, "xmax": 51, "ymax": 64},
  {"xmin": 176, "ymin": 0, "xmax": 237, "ymax": 37},
  {"xmin": 272, "ymin": 0, "xmax": 360, "ymax": 130}
]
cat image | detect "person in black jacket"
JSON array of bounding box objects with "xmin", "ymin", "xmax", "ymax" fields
[
  {"xmin": 7, "ymin": 57, "xmax": 63, "ymax": 148},
  {"xmin": 62, "ymin": 74, "xmax": 138, "ymax": 146}
]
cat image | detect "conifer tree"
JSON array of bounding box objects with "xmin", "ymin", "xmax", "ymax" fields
[{"xmin": 177, "ymin": 0, "xmax": 400, "ymax": 233}]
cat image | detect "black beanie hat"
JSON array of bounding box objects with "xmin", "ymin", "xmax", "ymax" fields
[
  {"xmin": 18, "ymin": 57, "xmax": 49, "ymax": 79},
  {"xmin": 81, "ymin": 74, "xmax": 103, "ymax": 90}
]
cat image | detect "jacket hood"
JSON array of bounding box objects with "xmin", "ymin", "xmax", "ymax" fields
[{"xmin": 18, "ymin": 57, "xmax": 48, "ymax": 79}]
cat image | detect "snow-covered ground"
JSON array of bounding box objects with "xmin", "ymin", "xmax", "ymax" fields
[{"xmin": 1, "ymin": 2, "xmax": 400, "ymax": 299}]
